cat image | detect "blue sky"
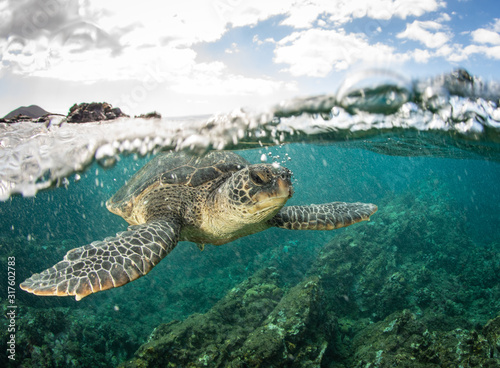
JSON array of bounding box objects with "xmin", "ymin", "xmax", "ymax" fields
[{"xmin": 1, "ymin": 0, "xmax": 499, "ymax": 117}]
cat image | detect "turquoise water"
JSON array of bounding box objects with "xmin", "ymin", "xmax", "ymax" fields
[{"xmin": 1, "ymin": 70, "xmax": 500, "ymax": 367}]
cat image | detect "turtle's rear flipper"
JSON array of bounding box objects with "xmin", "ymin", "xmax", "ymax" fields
[
  {"xmin": 20, "ymin": 219, "xmax": 180, "ymax": 301},
  {"xmin": 269, "ymin": 202, "xmax": 377, "ymax": 230}
]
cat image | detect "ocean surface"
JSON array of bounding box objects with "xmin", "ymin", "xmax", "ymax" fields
[{"xmin": 1, "ymin": 69, "xmax": 499, "ymax": 367}]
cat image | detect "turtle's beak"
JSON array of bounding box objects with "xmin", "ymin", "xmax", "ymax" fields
[
  {"xmin": 275, "ymin": 167, "xmax": 293, "ymax": 199},
  {"xmin": 250, "ymin": 167, "xmax": 293, "ymax": 213},
  {"xmin": 276, "ymin": 177, "xmax": 293, "ymax": 198}
]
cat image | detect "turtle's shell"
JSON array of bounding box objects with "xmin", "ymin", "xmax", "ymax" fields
[{"xmin": 107, "ymin": 151, "xmax": 249, "ymax": 212}]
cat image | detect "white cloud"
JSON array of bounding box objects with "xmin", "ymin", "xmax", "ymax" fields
[
  {"xmin": 225, "ymin": 43, "xmax": 240, "ymax": 54},
  {"xmin": 443, "ymin": 19, "xmax": 500, "ymax": 61},
  {"xmin": 335, "ymin": 0, "xmax": 444, "ymax": 25},
  {"xmin": 485, "ymin": 45, "xmax": 500, "ymax": 59},
  {"xmin": 436, "ymin": 12, "xmax": 451, "ymax": 22},
  {"xmin": 0, "ymin": 0, "xmax": 299, "ymax": 101},
  {"xmin": 471, "ymin": 29, "xmax": 500, "ymax": 45},
  {"xmin": 0, "ymin": 0, "xmax": 449, "ymax": 82},
  {"xmin": 274, "ymin": 29, "xmax": 408, "ymax": 77},
  {"xmin": 34, "ymin": 46, "xmax": 198, "ymax": 82},
  {"xmin": 493, "ymin": 18, "xmax": 500, "ymax": 32},
  {"xmin": 88, "ymin": 1, "xmax": 234, "ymax": 50},
  {"xmin": 397, "ymin": 20, "xmax": 451, "ymax": 48},
  {"xmin": 435, "ymin": 44, "xmax": 454, "ymax": 58},
  {"xmin": 412, "ymin": 48, "xmax": 432, "ymax": 63},
  {"xmin": 253, "ymin": 35, "xmax": 275, "ymax": 46},
  {"xmin": 200, "ymin": 0, "xmax": 447, "ymax": 29},
  {"xmin": 444, "ymin": 43, "xmax": 500, "ymax": 62},
  {"xmin": 24, "ymin": 42, "xmax": 296, "ymax": 97},
  {"xmin": 171, "ymin": 72, "xmax": 296, "ymax": 97},
  {"xmin": 280, "ymin": 2, "xmax": 325, "ymax": 28}
]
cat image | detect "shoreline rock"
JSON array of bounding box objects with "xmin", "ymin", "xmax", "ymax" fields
[
  {"xmin": 1, "ymin": 102, "xmax": 131, "ymax": 124},
  {"xmin": 1, "ymin": 103, "xmax": 168, "ymax": 125},
  {"xmin": 134, "ymin": 111, "xmax": 162, "ymax": 119},
  {"xmin": 67, "ymin": 102, "xmax": 129, "ymax": 123}
]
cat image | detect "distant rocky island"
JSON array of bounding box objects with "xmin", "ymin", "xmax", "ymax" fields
[
  {"xmin": 1, "ymin": 102, "xmax": 161, "ymax": 124},
  {"xmin": 3, "ymin": 105, "xmax": 50, "ymax": 119}
]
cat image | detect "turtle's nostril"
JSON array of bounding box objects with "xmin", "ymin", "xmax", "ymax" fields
[{"xmin": 280, "ymin": 169, "xmax": 292, "ymax": 181}]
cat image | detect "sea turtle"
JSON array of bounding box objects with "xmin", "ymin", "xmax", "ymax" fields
[{"xmin": 21, "ymin": 151, "xmax": 377, "ymax": 301}]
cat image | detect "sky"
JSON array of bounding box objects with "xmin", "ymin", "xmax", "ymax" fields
[{"xmin": 0, "ymin": 0, "xmax": 499, "ymax": 117}]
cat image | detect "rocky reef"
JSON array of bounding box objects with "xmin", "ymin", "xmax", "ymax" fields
[
  {"xmin": 350, "ymin": 310, "xmax": 500, "ymax": 367},
  {"xmin": 120, "ymin": 268, "xmax": 327, "ymax": 368},
  {"xmin": 118, "ymin": 266, "xmax": 500, "ymax": 367},
  {"xmin": 1, "ymin": 305, "xmax": 137, "ymax": 368}
]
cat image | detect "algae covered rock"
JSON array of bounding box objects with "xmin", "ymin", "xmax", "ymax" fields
[
  {"xmin": 308, "ymin": 180, "xmax": 499, "ymax": 328},
  {"xmin": 483, "ymin": 314, "xmax": 500, "ymax": 361},
  {"xmin": 350, "ymin": 310, "xmax": 500, "ymax": 367},
  {"xmin": 230, "ymin": 276, "xmax": 327, "ymax": 367},
  {"xmin": 120, "ymin": 267, "xmax": 283, "ymax": 367},
  {"xmin": 120, "ymin": 270, "xmax": 330, "ymax": 368},
  {"xmin": 0, "ymin": 304, "xmax": 137, "ymax": 368}
]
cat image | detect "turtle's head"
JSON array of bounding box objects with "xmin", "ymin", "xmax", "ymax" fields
[{"xmin": 221, "ymin": 163, "xmax": 294, "ymax": 222}]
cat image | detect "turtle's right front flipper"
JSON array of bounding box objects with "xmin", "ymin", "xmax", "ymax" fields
[
  {"xmin": 20, "ymin": 219, "xmax": 180, "ymax": 301},
  {"xmin": 269, "ymin": 202, "xmax": 377, "ymax": 230}
]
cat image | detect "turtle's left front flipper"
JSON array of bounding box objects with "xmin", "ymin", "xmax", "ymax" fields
[
  {"xmin": 20, "ymin": 219, "xmax": 180, "ymax": 301},
  {"xmin": 269, "ymin": 202, "xmax": 377, "ymax": 230}
]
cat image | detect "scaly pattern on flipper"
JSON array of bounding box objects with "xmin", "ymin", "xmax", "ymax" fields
[
  {"xmin": 20, "ymin": 219, "xmax": 180, "ymax": 301},
  {"xmin": 269, "ymin": 202, "xmax": 377, "ymax": 230}
]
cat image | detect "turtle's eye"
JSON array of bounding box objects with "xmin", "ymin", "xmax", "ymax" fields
[{"xmin": 250, "ymin": 170, "xmax": 268, "ymax": 185}]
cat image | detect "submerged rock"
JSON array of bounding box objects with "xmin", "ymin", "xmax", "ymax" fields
[
  {"xmin": 350, "ymin": 310, "xmax": 500, "ymax": 367},
  {"xmin": 230, "ymin": 276, "xmax": 326, "ymax": 367},
  {"xmin": 0, "ymin": 303, "xmax": 138, "ymax": 368},
  {"xmin": 120, "ymin": 269, "xmax": 329, "ymax": 367},
  {"xmin": 309, "ymin": 180, "xmax": 500, "ymax": 330}
]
